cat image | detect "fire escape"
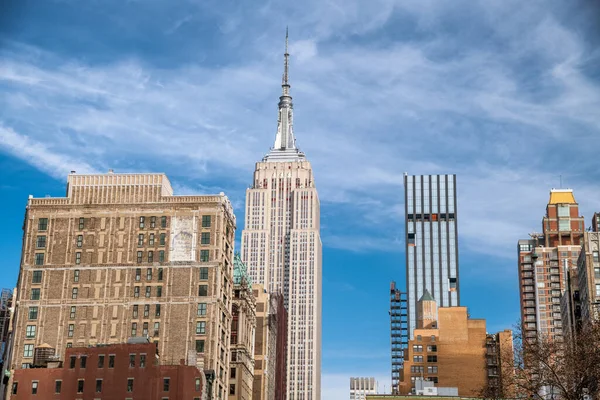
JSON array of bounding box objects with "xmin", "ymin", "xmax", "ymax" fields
[{"xmin": 390, "ymin": 282, "xmax": 408, "ymax": 395}]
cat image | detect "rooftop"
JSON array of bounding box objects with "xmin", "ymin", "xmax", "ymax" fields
[{"xmin": 548, "ymin": 188, "xmax": 576, "ymax": 205}]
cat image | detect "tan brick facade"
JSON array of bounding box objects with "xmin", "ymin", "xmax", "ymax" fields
[
  {"xmin": 229, "ymin": 278, "xmax": 256, "ymax": 400},
  {"xmin": 11, "ymin": 172, "xmax": 236, "ymax": 400}
]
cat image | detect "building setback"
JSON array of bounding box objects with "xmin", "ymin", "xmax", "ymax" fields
[
  {"xmin": 241, "ymin": 32, "xmax": 322, "ymax": 400},
  {"xmin": 517, "ymin": 189, "xmax": 584, "ymax": 342},
  {"xmin": 9, "ymin": 341, "xmax": 205, "ymax": 400},
  {"xmin": 404, "ymin": 174, "xmax": 459, "ymax": 338},
  {"xmin": 399, "ymin": 294, "xmax": 508, "ymax": 396},
  {"xmin": 8, "ymin": 172, "xmax": 236, "ymax": 400}
]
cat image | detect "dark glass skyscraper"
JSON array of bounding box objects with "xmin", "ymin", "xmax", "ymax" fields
[{"xmin": 404, "ymin": 174, "xmax": 460, "ymax": 338}]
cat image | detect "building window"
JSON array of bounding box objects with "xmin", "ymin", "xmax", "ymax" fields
[
  {"xmin": 149, "ymin": 233, "xmax": 155, "ymax": 246},
  {"xmin": 30, "ymin": 289, "xmax": 40, "ymax": 300},
  {"xmin": 428, "ymin": 366, "xmax": 438, "ymax": 373},
  {"xmin": 75, "ymin": 252, "xmax": 81, "ymax": 264},
  {"xmin": 74, "ymin": 269, "xmax": 80, "ymax": 282},
  {"xmin": 69, "ymin": 306, "xmax": 76, "ymax": 319},
  {"xmin": 138, "ymin": 234, "xmax": 144, "ymax": 247},
  {"xmin": 196, "ymin": 321, "xmax": 206, "ymax": 335},
  {"xmin": 77, "ymin": 235, "xmax": 83, "ymax": 248},
  {"xmin": 133, "ymin": 305, "xmax": 138, "ymax": 318},
  {"xmin": 80, "ymin": 356, "xmax": 87, "ymax": 368},
  {"xmin": 158, "ymin": 267, "xmax": 164, "ymax": 280},
  {"xmin": 200, "ymin": 267, "xmax": 209, "ymax": 280},
  {"xmin": 159, "ymin": 251, "xmax": 165, "ymax": 263},
  {"xmin": 201, "ymin": 232, "xmax": 210, "ymax": 245},
  {"xmin": 26, "ymin": 325, "xmax": 36, "ymax": 338},
  {"xmin": 595, "ymin": 284, "xmax": 600, "ymax": 297},
  {"xmin": 161, "ymin": 216, "xmax": 167, "ymax": 228},
  {"xmin": 147, "ymin": 268, "xmax": 153, "ymax": 280},
  {"xmin": 28, "ymin": 307, "xmax": 38, "ymax": 320},
  {"xmin": 131, "ymin": 323, "xmax": 137, "ymax": 336},
  {"xmin": 140, "ymin": 354, "xmax": 146, "ymax": 368},
  {"xmin": 163, "ymin": 378, "xmax": 170, "ymax": 392},
  {"xmin": 148, "ymin": 251, "xmax": 154, "ymax": 263},
  {"xmin": 98, "ymin": 355, "xmax": 105, "ymax": 368},
  {"xmin": 558, "ymin": 204, "xmax": 570, "ymax": 217},
  {"xmin": 38, "ymin": 218, "xmax": 48, "ymax": 231},
  {"xmin": 413, "ymin": 345, "xmax": 423, "ymax": 352},
  {"xmin": 154, "ymin": 322, "xmax": 160, "ymax": 336},
  {"xmin": 199, "ymin": 285, "xmax": 208, "ymax": 296},
  {"xmin": 135, "ymin": 268, "xmax": 141, "ymax": 281},
  {"xmin": 144, "ymin": 304, "xmax": 150, "ymax": 317},
  {"xmin": 202, "ymin": 215, "xmax": 211, "ymax": 228},
  {"xmin": 411, "ymin": 366, "xmax": 424, "ymax": 373},
  {"xmin": 129, "ymin": 354, "xmax": 136, "ymax": 368},
  {"xmin": 23, "ymin": 344, "xmax": 34, "ymax": 357},
  {"xmin": 427, "ymin": 345, "xmax": 437, "ymax": 352},
  {"xmin": 66, "ymin": 342, "xmax": 72, "ymax": 348},
  {"xmin": 230, "ymin": 384, "xmax": 236, "ymax": 395},
  {"xmin": 145, "ymin": 286, "xmax": 151, "ymax": 298},
  {"xmin": 427, "ymin": 355, "xmax": 438, "ymax": 363},
  {"xmin": 197, "ymin": 303, "xmax": 207, "ymax": 316},
  {"xmin": 594, "ymin": 251, "xmax": 599, "ymax": 263},
  {"xmin": 68, "ymin": 324, "xmax": 75, "ymax": 337},
  {"xmin": 72, "ymin": 288, "xmax": 78, "ymax": 299},
  {"xmin": 200, "ymin": 250, "xmax": 209, "ymax": 262},
  {"xmin": 159, "ymin": 233, "xmax": 166, "ymax": 246},
  {"xmin": 134, "ymin": 287, "xmax": 140, "ymax": 298},
  {"xmin": 11, "ymin": 382, "xmax": 18, "ymax": 395},
  {"xmin": 55, "ymin": 380, "xmax": 62, "ymax": 394},
  {"xmin": 35, "ymin": 253, "xmax": 44, "ymax": 266},
  {"xmin": 77, "ymin": 379, "xmax": 84, "ymax": 393},
  {"xmin": 137, "ymin": 251, "xmax": 143, "ymax": 263},
  {"xmin": 69, "ymin": 356, "xmax": 76, "ymax": 368},
  {"xmin": 32, "ymin": 381, "xmax": 38, "ymax": 395},
  {"xmin": 559, "ymin": 219, "xmax": 570, "ymax": 232},
  {"xmin": 143, "ymin": 322, "xmax": 149, "ymax": 336},
  {"xmin": 150, "ymin": 216, "xmax": 156, "ymax": 228},
  {"xmin": 109, "ymin": 355, "xmax": 115, "ymax": 368},
  {"xmin": 96, "ymin": 379, "xmax": 103, "ymax": 393},
  {"xmin": 195, "ymin": 340, "xmax": 205, "ymax": 353},
  {"xmin": 413, "ymin": 355, "xmax": 423, "ymax": 363},
  {"xmin": 36, "ymin": 236, "xmax": 46, "ymax": 248},
  {"xmin": 231, "ymin": 367, "xmax": 236, "ymax": 378},
  {"xmin": 78, "ymin": 217, "xmax": 85, "ymax": 230},
  {"xmin": 127, "ymin": 378, "xmax": 134, "ymax": 392},
  {"xmin": 157, "ymin": 286, "xmax": 163, "ymax": 297},
  {"xmin": 32, "ymin": 270, "xmax": 42, "ymax": 284}
]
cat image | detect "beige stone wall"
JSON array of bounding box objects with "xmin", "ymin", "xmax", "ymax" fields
[{"xmin": 12, "ymin": 173, "xmax": 236, "ymax": 400}]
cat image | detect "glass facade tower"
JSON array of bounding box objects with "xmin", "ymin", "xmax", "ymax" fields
[{"xmin": 404, "ymin": 174, "xmax": 460, "ymax": 338}]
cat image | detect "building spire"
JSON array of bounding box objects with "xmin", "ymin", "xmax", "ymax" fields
[{"xmin": 265, "ymin": 26, "xmax": 306, "ymax": 162}]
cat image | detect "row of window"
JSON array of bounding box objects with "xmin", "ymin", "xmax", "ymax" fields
[
  {"xmin": 137, "ymin": 233, "xmax": 167, "ymax": 247},
  {"xmin": 413, "ymin": 355, "xmax": 438, "ymax": 363},
  {"xmin": 413, "ymin": 345, "xmax": 437, "ymax": 352},
  {"xmin": 138, "ymin": 216, "xmax": 169, "ymax": 229},
  {"xmin": 31, "ymin": 267, "xmax": 166, "ymax": 287},
  {"xmin": 133, "ymin": 286, "xmax": 164, "ymax": 298},
  {"xmin": 131, "ymin": 322, "xmax": 161, "ymax": 337},
  {"xmin": 410, "ymin": 365, "xmax": 438, "ymax": 374},
  {"xmin": 37, "ymin": 216, "xmax": 171, "ymax": 232},
  {"xmin": 25, "ymin": 302, "xmax": 207, "ymax": 322}
]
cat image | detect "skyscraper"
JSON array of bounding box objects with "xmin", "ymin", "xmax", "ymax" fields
[
  {"xmin": 241, "ymin": 32, "xmax": 322, "ymax": 400},
  {"xmin": 404, "ymin": 174, "xmax": 459, "ymax": 338},
  {"xmin": 517, "ymin": 189, "xmax": 584, "ymax": 342}
]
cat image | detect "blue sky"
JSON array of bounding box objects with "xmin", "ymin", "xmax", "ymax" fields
[{"xmin": 1, "ymin": 0, "xmax": 600, "ymax": 397}]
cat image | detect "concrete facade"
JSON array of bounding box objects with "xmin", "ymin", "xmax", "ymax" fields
[
  {"xmin": 10, "ymin": 172, "xmax": 236, "ymax": 400},
  {"xmin": 9, "ymin": 341, "xmax": 205, "ymax": 400},
  {"xmin": 350, "ymin": 377, "xmax": 377, "ymax": 400}
]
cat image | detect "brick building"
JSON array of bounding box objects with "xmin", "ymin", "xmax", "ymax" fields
[
  {"xmin": 518, "ymin": 189, "xmax": 584, "ymax": 342},
  {"xmin": 253, "ymin": 287, "xmax": 287, "ymax": 400},
  {"xmin": 399, "ymin": 293, "xmax": 509, "ymax": 396},
  {"xmin": 229, "ymin": 254, "xmax": 256, "ymax": 400},
  {"xmin": 9, "ymin": 340, "xmax": 205, "ymax": 399},
  {"xmin": 9, "ymin": 172, "xmax": 236, "ymax": 400}
]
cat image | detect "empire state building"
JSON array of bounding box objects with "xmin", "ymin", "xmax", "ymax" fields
[{"xmin": 241, "ymin": 32, "xmax": 322, "ymax": 400}]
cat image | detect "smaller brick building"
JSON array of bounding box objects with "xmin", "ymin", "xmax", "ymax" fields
[{"xmin": 9, "ymin": 340, "xmax": 206, "ymax": 400}]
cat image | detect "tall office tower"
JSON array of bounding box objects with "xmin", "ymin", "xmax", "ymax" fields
[
  {"xmin": 9, "ymin": 172, "xmax": 236, "ymax": 400},
  {"xmin": 349, "ymin": 377, "xmax": 377, "ymax": 400},
  {"xmin": 241, "ymin": 32, "xmax": 322, "ymax": 400},
  {"xmin": 404, "ymin": 174, "xmax": 459, "ymax": 338},
  {"xmin": 517, "ymin": 189, "xmax": 584, "ymax": 342}
]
